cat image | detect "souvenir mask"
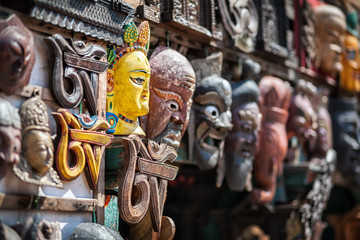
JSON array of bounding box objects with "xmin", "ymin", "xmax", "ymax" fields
[
  {"xmin": 188, "ymin": 52, "xmax": 232, "ymax": 173},
  {"xmin": 190, "ymin": 76, "xmax": 232, "ymax": 170},
  {"xmin": 224, "ymin": 80, "xmax": 261, "ymax": 191},
  {"xmin": 0, "ymin": 9, "xmax": 35, "ymax": 95},
  {"xmin": 0, "ymin": 98, "xmax": 21, "ymax": 179},
  {"xmin": 329, "ymin": 97, "xmax": 360, "ymax": 185},
  {"xmin": 140, "ymin": 46, "xmax": 196, "ymax": 149},
  {"xmin": 252, "ymin": 76, "xmax": 291, "ymax": 203},
  {"xmin": 13, "ymin": 92, "xmax": 62, "ymax": 187},
  {"xmin": 340, "ymin": 32, "xmax": 360, "ymax": 94},
  {"xmin": 314, "ymin": 5, "xmax": 345, "ymax": 76},
  {"xmin": 106, "ymin": 21, "xmax": 151, "ymax": 136},
  {"xmin": 287, "ymin": 80, "xmax": 318, "ymax": 153}
]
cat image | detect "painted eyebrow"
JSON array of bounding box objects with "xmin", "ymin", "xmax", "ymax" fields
[
  {"xmin": 153, "ymin": 87, "xmax": 184, "ymax": 108},
  {"xmin": 129, "ymin": 70, "xmax": 149, "ymax": 74}
]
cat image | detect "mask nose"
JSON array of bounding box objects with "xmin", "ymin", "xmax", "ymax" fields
[{"xmin": 214, "ymin": 111, "xmax": 233, "ymax": 131}]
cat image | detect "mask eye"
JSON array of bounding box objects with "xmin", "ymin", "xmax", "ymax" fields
[
  {"xmin": 167, "ymin": 100, "xmax": 179, "ymax": 112},
  {"xmin": 130, "ymin": 77, "xmax": 145, "ymax": 85},
  {"xmin": 204, "ymin": 105, "xmax": 219, "ymax": 119}
]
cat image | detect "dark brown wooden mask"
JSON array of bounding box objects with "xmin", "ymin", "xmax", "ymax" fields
[
  {"xmin": 0, "ymin": 10, "xmax": 35, "ymax": 95},
  {"xmin": 140, "ymin": 46, "xmax": 196, "ymax": 150},
  {"xmin": 0, "ymin": 98, "xmax": 21, "ymax": 179},
  {"xmin": 224, "ymin": 80, "xmax": 261, "ymax": 191}
]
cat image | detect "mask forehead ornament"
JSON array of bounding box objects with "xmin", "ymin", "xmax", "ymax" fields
[
  {"xmin": 13, "ymin": 90, "xmax": 63, "ymax": 188},
  {"xmin": 224, "ymin": 80, "xmax": 261, "ymax": 191},
  {"xmin": 188, "ymin": 52, "xmax": 233, "ymax": 187}
]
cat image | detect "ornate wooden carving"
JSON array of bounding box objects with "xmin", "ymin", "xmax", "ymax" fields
[
  {"xmin": 0, "ymin": 98, "xmax": 21, "ymax": 179},
  {"xmin": 48, "ymin": 34, "xmax": 108, "ymax": 115},
  {"xmin": 160, "ymin": 0, "xmax": 222, "ymax": 41},
  {"xmin": 52, "ymin": 109, "xmax": 113, "ymax": 189},
  {"xmin": 254, "ymin": 0, "xmax": 288, "ymax": 58},
  {"xmin": 0, "ymin": 9, "xmax": 35, "ymax": 95},
  {"xmin": 137, "ymin": 1, "xmax": 161, "ymax": 23},
  {"xmin": 30, "ymin": 0, "xmax": 135, "ymax": 45},
  {"xmin": 13, "ymin": 92, "xmax": 63, "ymax": 188},
  {"xmin": 118, "ymin": 135, "xmax": 178, "ymax": 232},
  {"xmin": 251, "ymin": 76, "xmax": 291, "ymax": 204},
  {"xmin": 218, "ymin": 0, "xmax": 259, "ymax": 52}
]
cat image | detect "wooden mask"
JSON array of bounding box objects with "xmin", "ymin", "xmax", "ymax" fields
[
  {"xmin": 140, "ymin": 46, "xmax": 196, "ymax": 149},
  {"xmin": 188, "ymin": 53, "xmax": 232, "ymax": 187},
  {"xmin": 340, "ymin": 32, "xmax": 360, "ymax": 94},
  {"xmin": 287, "ymin": 80, "xmax": 318, "ymax": 154},
  {"xmin": 0, "ymin": 9, "xmax": 35, "ymax": 95},
  {"xmin": 251, "ymin": 76, "xmax": 291, "ymax": 204},
  {"xmin": 314, "ymin": 4, "xmax": 346, "ymax": 76},
  {"xmin": 224, "ymin": 80, "xmax": 261, "ymax": 191},
  {"xmin": 0, "ymin": 98, "xmax": 21, "ymax": 179},
  {"xmin": 106, "ymin": 21, "xmax": 151, "ymax": 136},
  {"xmin": 329, "ymin": 97, "xmax": 360, "ymax": 186},
  {"xmin": 13, "ymin": 92, "xmax": 63, "ymax": 188}
]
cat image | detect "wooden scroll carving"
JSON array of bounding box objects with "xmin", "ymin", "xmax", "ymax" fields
[
  {"xmin": 0, "ymin": 9, "xmax": 35, "ymax": 95},
  {"xmin": 52, "ymin": 109, "xmax": 113, "ymax": 189},
  {"xmin": 218, "ymin": 0, "xmax": 259, "ymax": 53},
  {"xmin": 118, "ymin": 135, "xmax": 178, "ymax": 232},
  {"xmin": 161, "ymin": 0, "xmax": 222, "ymax": 41},
  {"xmin": 48, "ymin": 34, "xmax": 108, "ymax": 115}
]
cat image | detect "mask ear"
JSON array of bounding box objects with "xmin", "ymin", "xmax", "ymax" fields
[{"xmin": 187, "ymin": 108, "xmax": 196, "ymax": 162}]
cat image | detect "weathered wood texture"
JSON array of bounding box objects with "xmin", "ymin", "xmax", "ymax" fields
[{"xmin": 0, "ymin": 193, "xmax": 97, "ymax": 212}]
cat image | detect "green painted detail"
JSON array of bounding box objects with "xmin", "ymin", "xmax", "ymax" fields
[
  {"xmin": 104, "ymin": 195, "xmax": 119, "ymax": 231},
  {"xmin": 105, "ymin": 146, "xmax": 125, "ymax": 189}
]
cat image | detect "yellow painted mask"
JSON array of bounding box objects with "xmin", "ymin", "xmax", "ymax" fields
[
  {"xmin": 106, "ymin": 21, "xmax": 151, "ymax": 136},
  {"xmin": 340, "ymin": 32, "xmax": 360, "ymax": 94}
]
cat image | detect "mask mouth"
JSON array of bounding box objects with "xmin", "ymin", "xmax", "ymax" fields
[
  {"xmin": 161, "ymin": 129, "xmax": 182, "ymax": 149},
  {"xmin": 238, "ymin": 144, "xmax": 255, "ymax": 158}
]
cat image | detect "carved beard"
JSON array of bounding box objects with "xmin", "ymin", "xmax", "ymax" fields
[
  {"xmin": 153, "ymin": 122, "xmax": 183, "ymax": 150},
  {"xmin": 225, "ymin": 152, "xmax": 253, "ymax": 192}
]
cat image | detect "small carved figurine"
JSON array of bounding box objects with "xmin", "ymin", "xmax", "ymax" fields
[
  {"xmin": 224, "ymin": 80, "xmax": 261, "ymax": 191},
  {"xmin": 13, "ymin": 91, "xmax": 63, "ymax": 188},
  {"xmin": 314, "ymin": 4, "xmax": 346, "ymax": 76},
  {"xmin": 106, "ymin": 21, "xmax": 151, "ymax": 136},
  {"xmin": 0, "ymin": 98, "xmax": 21, "ymax": 179},
  {"xmin": 140, "ymin": 46, "xmax": 196, "ymax": 149},
  {"xmin": 0, "ymin": 9, "xmax": 35, "ymax": 95},
  {"xmin": 250, "ymin": 76, "xmax": 291, "ymax": 204},
  {"xmin": 189, "ymin": 53, "xmax": 232, "ymax": 187},
  {"xmin": 329, "ymin": 97, "xmax": 360, "ymax": 186},
  {"xmin": 19, "ymin": 217, "xmax": 61, "ymax": 240}
]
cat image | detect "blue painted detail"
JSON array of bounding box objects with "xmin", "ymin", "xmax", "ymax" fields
[
  {"xmin": 73, "ymin": 113, "xmax": 98, "ymax": 128},
  {"xmin": 106, "ymin": 112, "xmax": 118, "ymax": 133}
]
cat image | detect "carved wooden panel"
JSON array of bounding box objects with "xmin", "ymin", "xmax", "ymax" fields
[
  {"xmin": 118, "ymin": 135, "xmax": 178, "ymax": 232},
  {"xmin": 254, "ymin": 0, "xmax": 289, "ymax": 58},
  {"xmin": 218, "ymin": 0, "xmax": 259, "ymax": 53},
  {"xmin": 48, "ymin": 34, "xmax": 108, "ymax": 115},
  {"xmin": 52, "ymin": 109, "xmax": 113, "ymax": 190},
  {"xmin": 160, "ymin": 0, "xmax": 222, "ymax": 41}
]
